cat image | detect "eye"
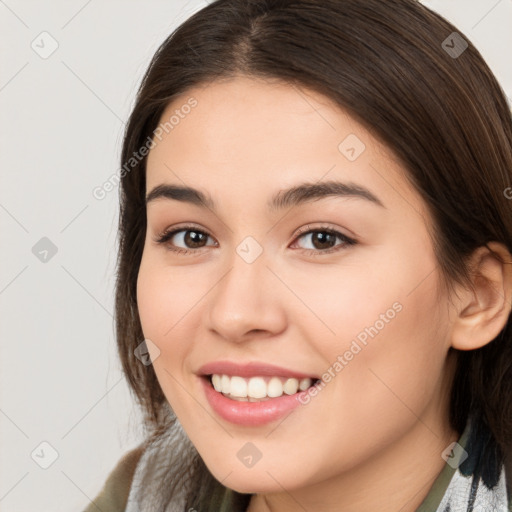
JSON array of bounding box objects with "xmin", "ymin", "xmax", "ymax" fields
[
  {"xmin": 154, "ymin": 223, "xmax": 357, "ymax": 256},
  {"xmin": 154, "ymin": 224, "xmax": 217, "ymax": 255},
  {"xmin": 290, "ymin": 225, "xmax": 357, "ymax": 255}
]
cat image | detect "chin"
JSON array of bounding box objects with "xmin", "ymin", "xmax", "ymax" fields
[
  {"xmin": 221, "ymin": 477, "xmax": 282, "ymax": 495},
  {"xmin": 206, "ymin": 460, "xmax": 307, "ymax": 494}
]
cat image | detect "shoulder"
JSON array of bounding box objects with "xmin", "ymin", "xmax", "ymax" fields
[{"xmin": 82, "ymin": 444, "xmax": 145, "ymax": 512}]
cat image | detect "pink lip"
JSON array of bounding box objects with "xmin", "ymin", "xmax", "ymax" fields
[
  {"xmin": 197, "ymin": 360, "xmax": 318, "ymax": 379},
  {"xmin": 200, "ymin": 376, "xmax": 309, "ymax": 426}
]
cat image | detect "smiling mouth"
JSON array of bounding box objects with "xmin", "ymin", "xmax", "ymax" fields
[{"xmin": 205, "ymin": 374, "xmax": 321, "ymax": 402}]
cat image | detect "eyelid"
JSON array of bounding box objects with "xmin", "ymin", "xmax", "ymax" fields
[
  {"xmin": 294, "ymin": 223, "xmax": 348, "ymax": 238},
  {"xmin": 290, "ymin": 224, "xmax": 357, "ymax": 253},
  {"xmin": 154, "ymin": 222, "xmax": 357, "ymax": 255},
  {"xmin": 154, "ymin": 222, "xmax": 216, "ymax": 243}
]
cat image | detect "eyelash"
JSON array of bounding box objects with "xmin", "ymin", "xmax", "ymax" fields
[{"xmin": 153, "ymin": 223, "xmax": 357, "ymax": 257}]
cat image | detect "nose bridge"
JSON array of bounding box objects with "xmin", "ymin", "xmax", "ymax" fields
[
  {"xmin": 222, "ymin": 233, "xmax": 268, "ymax": 295},
  {"xmin": 207, "ymin": 239, "xmax": 285, "ymax": 340},
  {"xmin": 214, "ymin": 243, "xmax": 268, "ymax": 317}
]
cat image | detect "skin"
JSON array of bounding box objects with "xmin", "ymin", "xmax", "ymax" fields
[{"xmin": 136, "ymin": 75, "xmax": 512, "ymax": 512}]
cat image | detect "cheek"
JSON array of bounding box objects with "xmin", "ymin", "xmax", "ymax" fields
[
  {"xmin": 276, "ymin": 254, "xmax": 409, "ymax": 359},
  {"xmin": 136, "ymin": 264, "xmax": 168, "ymax": 341},
  {"xmin": 136, "ymin": 257, "xmax": 193, "ymax": 381},
  {"xmin": 136, "ymin": 253, "xmax": 203, "ymax": 344},
  {"xmin": 302, "ymin": 245, "xmax": 448, "ymax": 412},
  {"xmin": 136, "ymin": 257, "xmax": 202, "ymax": 413},
  {"xmin": 300, "ymin": 272, "xmax": 449, "ymax": 475},
  {"xmin": 333, "ymin": 270, "xmax": 448, "ymax": 427}
]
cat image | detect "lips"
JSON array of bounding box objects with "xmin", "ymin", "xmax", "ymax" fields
[
  {"xmin": 197, "ymin": 360, "xmax": 320, "ymax": 426},
  {"xmin": 197, "ymin": 360, "xmax": 319, "ymax": 380}
]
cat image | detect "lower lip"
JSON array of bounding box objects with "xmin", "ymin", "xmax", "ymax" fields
[{"xmin": 200, "ymin": 376, "xmax": 309, "ymax": 426}]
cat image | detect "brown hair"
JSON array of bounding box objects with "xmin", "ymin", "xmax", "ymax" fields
[{"xmin": 115, "ymin": 0, "xmax": 512, "ymax": 506}]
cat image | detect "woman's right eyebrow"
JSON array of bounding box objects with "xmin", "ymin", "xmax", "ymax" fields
[
  {"xmin": 146, "ymin": 183, "xmax": 214, "ymax": 209},
  {"xmin": 145, "ymin": 180, "xmax": 386, "ymax": 211}
]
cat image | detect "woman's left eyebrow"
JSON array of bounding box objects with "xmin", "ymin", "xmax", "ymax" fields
[
  {"xmin": 145, "ymin": 180, "xmax": 386, "ymax": 211},
  {"xmin": 269, "ymin": 180, "xmax": 386, "ymax": 211}
]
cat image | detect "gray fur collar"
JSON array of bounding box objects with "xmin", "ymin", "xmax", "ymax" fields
[{"xmin": 125, "ymin": 406, "xmax": 198, "ymax": 512}]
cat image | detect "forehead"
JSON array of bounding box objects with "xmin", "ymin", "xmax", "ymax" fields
[{"xmin": 145, "ymin": 76, "xmax": 428, "ymax": 221}]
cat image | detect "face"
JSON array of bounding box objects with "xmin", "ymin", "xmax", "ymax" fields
[{"xmin": 137, "ymin": 76, "xmax": 457, "ymax": 494}]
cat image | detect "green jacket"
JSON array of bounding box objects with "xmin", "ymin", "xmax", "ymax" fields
[
  {"xmin": 84, "ymin": 445, "xmax": 144, "ymax": 512},
  {"xmin": 84, "ymin": 417, "xmax": 512, "ymax": 511}
]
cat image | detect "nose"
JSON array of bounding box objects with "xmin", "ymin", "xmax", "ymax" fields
[{"xmin": 206, "ymin": 247, "xmax": 287, "ymax": 343}]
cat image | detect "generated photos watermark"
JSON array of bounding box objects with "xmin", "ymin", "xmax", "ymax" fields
[
  {"xmin": 92, "ymin": 96, "xmax": 198, "ymax": 200},
  {"xmin": 298, "ymin": 301, "xmax": 403, "ymax": 405}
]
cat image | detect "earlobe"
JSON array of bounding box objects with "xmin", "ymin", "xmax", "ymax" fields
[{"xmin": 450, "ymin": 242, "xmax": 512, "ymax": 351}]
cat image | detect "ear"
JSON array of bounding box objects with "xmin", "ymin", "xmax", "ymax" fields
[{"xmin": 450, "ymin": 242, "xmax": 512, "ymax": 351}]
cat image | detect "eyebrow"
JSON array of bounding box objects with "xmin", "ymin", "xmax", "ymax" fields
[{"xmin": 145, "ymin": 180, "xmax": 385, "ymax": 211}]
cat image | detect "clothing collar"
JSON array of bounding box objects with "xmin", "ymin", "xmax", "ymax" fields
[{"xmin": 416, "ymin": 414, "xmax": 510, "ymax": 512}]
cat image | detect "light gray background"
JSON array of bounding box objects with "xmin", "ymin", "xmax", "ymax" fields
[{"xmin": 0, "ymin": 1, "xmax": 510, "ymax": 510}]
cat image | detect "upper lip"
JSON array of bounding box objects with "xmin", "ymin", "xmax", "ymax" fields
[{"xmin": 197, "ymin": 360, "xmax": 319, "ymax": 380}]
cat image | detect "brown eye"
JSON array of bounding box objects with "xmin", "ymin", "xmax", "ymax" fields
[
  {"xmin": 302, "ymin": 231, "xmax": 338, "ymax": 250},
  {"xmin": 180, "ymin": 230, "xmax": 209, "ymax": 248},
  {"xmin": 155, "ymin": 226, "xmax": 217, "ymax": 253},
  {"xmin": 292, "ymin": 227, "xmax": 357, "ymax": 255}
]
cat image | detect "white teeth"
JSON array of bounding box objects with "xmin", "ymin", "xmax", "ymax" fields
[
  {"xmin": 210, "ymin": 374, "xmax": 314, "ymax": 400},
  {"xmin": 230, "ymin": 376, "xmax": 248, "ymax": 397},
  {"xmin": 283, "ymin": 377, "xmax": 299, "ymax": 395},
  {"xmin": 247, "ymin": 377, "xmax": 267, "ymax": 398},
  {"xmin": 267, "ymin": 377, "xmax": 284, "ymax": 398},
  {"xmin": 299, "ymin": 378, "xmax": 311, "ymax": 391},
  {"xmin": 221, "ymin": 375, "xmax": 230, "ymax": 394},
  {"xmin": 211, "ymin": 374, "xmax": 222, "ymax": 392}
]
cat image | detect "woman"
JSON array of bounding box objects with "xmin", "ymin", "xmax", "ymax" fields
[{"xmin": 85, "ymin": 0, "xmax": 512, "ymax": 510}]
